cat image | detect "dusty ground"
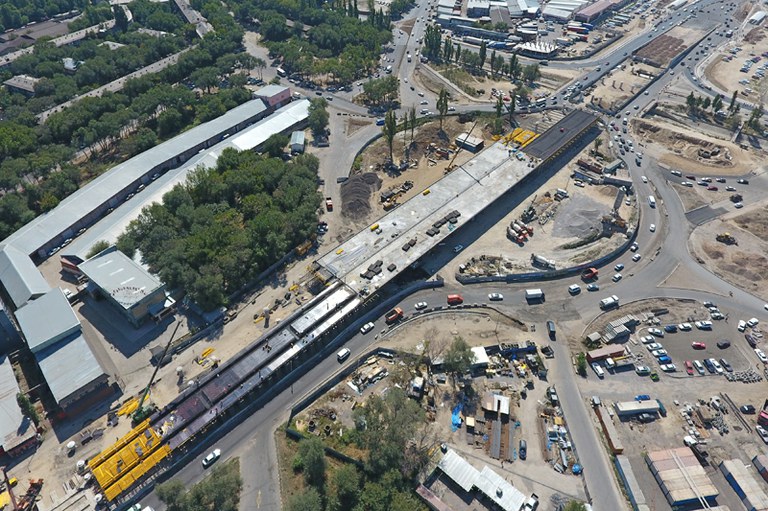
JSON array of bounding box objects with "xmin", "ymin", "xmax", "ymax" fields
[
  {"xmin": 633, "ymin": 117, "xmax": 758, "ymax": 174},
  {"xmin": 689, "ymin": 205, "xmax": 768, "ymax": 301},
  {"xmin": 589, "ymin": 60, "xmax": 657, "ymax": 111},
  {"xmin": 577, "ymin": 298, "xmax": 768, "ymax": 511},
  {"xmin": 287, "ymin": 310, "xmax": 585, "ymax": 507},
  {"xmin": 442, "ymin": 141, "xmax": 634, "ymax": 281},
  {"xmin": 703, "ymin": 26, "xmax": 768, "ymax": 106}
]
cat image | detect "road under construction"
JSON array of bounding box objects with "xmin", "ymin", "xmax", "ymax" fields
[{"xmin": 86, "ymin": 109, "xmax": 599, "ymax": 506}]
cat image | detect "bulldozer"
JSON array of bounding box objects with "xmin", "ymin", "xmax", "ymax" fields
[{"xmin": 716, "ymin": 233, "xmax": 737, "ymax": 245}]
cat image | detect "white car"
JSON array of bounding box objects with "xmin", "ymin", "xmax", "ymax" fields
[
  {"xmin": 709, "ymin": 358, "xmax": 724, "ymax": 374},
  {"xmin": 660, "ymin": 364, "xmax": 677, "ymax": 372},
  {"xmin": 414, "ymin": 302, "xmax": 428, "ymax": 310},
  {"xmin": 641, "ymin": 176, "xmax": 648, "ymax": 183},
  {"xmin": 681, "ymin": 181, "xmax": 694, "ymax": 187},
  {"xmin": 748, "ymin": 317, "xmax": 760, "ymax": 328},
  {"xmin": 756, "ymin": 348, "xmax": 768, "ymax": 364},
  {"xmin": 630, "ymin": 242, "xmax": 639, "ymax": 252},
  {"xmin": 649, "ymin": 328, "xmax": 664, "ymax": 337},
  {"xmin": 649, "ymin": 224, "xmax": 656, "ymax": 232},
  {"xmin": 757, "ymin": 425, "xmax": 768, "ymax": 444},
  {"xmin": 488, "ymin": 293, "xmax": 504, "ymax": 301},
  {"xmin": 695, "ymin": 320, "xmax": 713, "ymax": 330},
  {"xmin": 612, "ymin": 273, "xmax": 623, "ymax": 282},
  {"xmin": 632, "ymin": 253, "xmax": 642, "ymax": 262},
  {"xmin": 453, "ymin": 244, "xmax": 463, "ymax": 253},
  {"xmin": 202, "ymin": 448, "xmax": 221, "ymax": 468},
  {"xmin": 651, "ymin": 349, "xmax": 668, "ymax": 358},
  {"xmin": 635, "ymin": 365, "xmax": 651, "ymax": 376},
  {"xmin": 678, "ymin": 323, "xmax": 692, "ymax": 331},
  {"xmin": 642, "ymin": 335, "xmax": 657, "ymax": 344},
  {"xmin": 738, "ymin": 320, "xmax": 747, "ymax": 332},
  {"xmin": 568, "ymin": 284, "xmax": 581, "ymax": 295},
  {"xmin": 360, "ymin": 322, "xmax": 375, "ymax": 334},
  {"xmin": 646, "ymin": 343, "xmax": 664, "ymax": 351}
]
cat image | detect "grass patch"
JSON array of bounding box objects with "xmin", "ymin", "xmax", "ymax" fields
[{"xmin": 438, "ymin": 66, "xmax": 483, "ymax": 97}]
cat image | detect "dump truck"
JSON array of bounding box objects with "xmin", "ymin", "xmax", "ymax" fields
[
  {"xmin": 581, "ymin": 267, "xmax": 598, "ymax": 281},
  {"xmin": 385, "ymin": 307, "xmax": 404, "ymax": 324}
]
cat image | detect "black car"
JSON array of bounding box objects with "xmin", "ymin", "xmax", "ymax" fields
[
  {"xmin": 717, "ymin": 340, "xmax": 731, "ymax": 349},
  {"xmin": 720, "ymin": 358, "xmax": 733, "ymax": 372},
  {"xmin": 741, "ymin": 404, "xmax": 756, "ymax": 414},
  {"xmin": 703, "ymin": 358, "xmax": 716, "ymax": 373},
  {"xmin": 664, "ymin": 325, "xmax": 678, "ymax": 333},
  {"xmin": 737, "ymin": 179, "xmax": 749, "ymax": 184}
]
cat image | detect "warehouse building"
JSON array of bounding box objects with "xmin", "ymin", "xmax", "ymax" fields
[
  {"xmin": 614, "ymin": 400, "xmax": 660, "ymax": 417},
  {"xmin": 0, "ymin": 245, "xmax": 50, "ymax": 310},
  {"xmin": 14, "ymin": 288, "xmax": 110, "ymax": 415},
  {"xmin": 78, "ymin": 247, "xmax": 172, "ymax": 327},
  {"xmin": 720, "ymin": 459, "xmax": 768, "ymax": 511},
  {"xmin": 646, "ymin": 447, "xmax": 719, "ymax": 507},
  {"xmin": 467, "ymin": 0, "xmax": 491, "ymax": 17},
  {"xmin": 290, "ymin": 131, "xmax": 306, "ymax": 154},
  {"xmin": 0, "ymin": 355, "xmax": 38, "ymax": 457}
]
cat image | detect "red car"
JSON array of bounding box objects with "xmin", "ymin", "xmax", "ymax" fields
[
  {"xmin": 692, "ymin": 341, "xmax": 706, "ymax": 350},
  {"xmin": 685, "ymin": 360, "xmax": 694, "ymax": 375},
  {"xmin": 686, "ymin": 175, "xmax": 696, "ymax": 179},
  {"xmin": 707, "ymin": 186, "xmax": 718, "ymax": 191}
]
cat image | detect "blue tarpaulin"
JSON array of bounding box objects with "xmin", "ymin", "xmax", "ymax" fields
[{"xmin": 451, "ymin": 403, "xmax": 463, "ymax": 431}]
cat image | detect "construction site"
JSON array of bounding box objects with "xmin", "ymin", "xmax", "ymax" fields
[{"xmin": 0, "ymin": 475, "xmax": 44, "ymax": 511}]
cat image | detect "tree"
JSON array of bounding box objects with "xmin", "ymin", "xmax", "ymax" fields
[
  {"xmin": 701, "ymin": 97, "xmax": 711, "ymax": 110},
  {"xmin": 443, "ymin": 336, "xmax": 475, "ymax": 386},
  {"xmin": 329, "ymin": 464, "xmax": 361, "ymax": 511},
  {"xmin": 113, "ymin": 4, "xmax": 129, "ymax": 32},
  {"xmin": 436, "ymin": 88, "xmax": 449, "ymax": 131},
  {"xmin": 686, "ymin": 92, "xmax": 697, "ymax": 114},
  {"xmin": 508, "ymin": 95, "xmax": 516, "ymax": 126},
  {"xmin": 729, "ymin": 90, "xmax": 738, "ymax": 111},
  {"xmin": 495, "ymin": 95, "xmax": 503, "ymax": 118},
  {"xmin": 192, "ymin": 67, "xmax": 219, "ymax": 94},
  {"xmin": 593, "ymin": 137, "xmax": 603, "ymax": 156},
  {"xmin": 16, "ymin": 393, "xmax": 39, "ymax": 425},
  {"xmin": 409, "ymin": 107, "xmax": 416, "ymax": 145},
  {"xmin": 478, "ymin": 40, "xmax": 487, "ymax": 71},
  {"xmin": 383, "ymin": 109, "xmax": 397, "ymax": 162},
  {"xmin": 564, "ymin": 501, "xmax": 588, "ymax": 511},
  {"xmin": 287, "ymin": 488, "xmax": 323, "ymax": 511},
  {"xmin": 423, "ymin": 24, "xmax": 442, "ymax": 61},
  {"xmin": 489, "ymin": 49, "xmax": 497, "ymax": 77},
  {"xmin": 509, "ymin": 54, "xmax": 521, "ymax": 80},
  {"xmin": 86, "ymin": 240, "xmax": 111, "ymax": 259},
  {"xmin": 522, "ymin": 63, "xmax": 541, "ymax": 83},
  {"xmin": 576, "ymin": 352, "xmax": 587, "ymax": 376},
  {"xmin": 298, "ymin": 436, "xmax": 327, "ymax": 489},
  {"xmin": 747, "ymin": 104, "xmax": 765, "ymax": 131},
  {"xmin": 156, "ymin": 480, "xmax": 186, "ymax": 511},
  {"xmin": 262, "ymin": 133, "xmax": 289, "ymax": 157},
  {"xmin": 712, "ymin": 94, "xmax": 723, "ymax": 112},
  {"xmin": 308, "ymin": 98, "xmax": 330, "ymax": 138}
]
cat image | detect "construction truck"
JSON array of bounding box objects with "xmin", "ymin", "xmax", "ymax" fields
[
  {"xmin": 385, "ymin": 308, "xmax": 404, "ymax": 324},
  {"xmin": 325, "ymin": 197, "xmax": 333, "ymax": 212},
  {"xmin": 507, "ymin": 226, "xmax": 526, "ymax": 243},
  {"xmin": 515, "ymin": 221, "xmax": 534, "ymax": 236},
  {"xmin": 581, "ymin": 267, "xmax": 599, "ymax": 281},
  {"xmin": 716, "ymin": 233, "xmax": 737, "ymax": 245}
]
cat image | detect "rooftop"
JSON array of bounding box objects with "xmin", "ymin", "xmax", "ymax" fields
[
  {"xmin": 63, "ymin": 100, "xmax": 306, "ymax": 260},
  {"xmin": 254, "ymin": 84, "xmax": 290, "ymax": 98},
  {"xmin": 523, "ymin": 110, "xmax": 599, "ymax": 161},
  {"xmin": 3, "ymin": 74, "xmax": 40, "ymax": 93},
  {"xmin": 2, "ymin": 98, "xmax": 270, "ymax": 257},
  {"xmin": 0, "ymin": 244, "xmax": 51, "ymax": 309},
  {"xmin": 438, "ymin": 449, "xmax": 479, "ymax": 492},
  {"xmin": 35, "ymin": 332, "xmax": 106, "ymax": 405},
  {"xmin": 15, "ymin": 288, "xmax": 80, "ymax": 353},
  {"xmin": 78, "ymin": 248, "xmax": 163, "ymax": 309},
  {"xmin": 0, "ymin": 355, "xmax": 36, "ymax": 452},
  {"xmin": 232, "ymin": 100, "xmax": 309, "ymax": 151},
  {"xmin": 437, "ymin": 449, "xmax": 526, "ymax": 510}
]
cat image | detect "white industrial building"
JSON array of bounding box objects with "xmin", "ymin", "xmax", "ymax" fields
[{"xmin": 749, "ymin": 10, "xmax": 766, "ymax": 24}]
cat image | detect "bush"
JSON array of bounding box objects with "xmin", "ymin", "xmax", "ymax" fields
[
  {"xmin": 576, "ymin": 353, "xmax": 587, "ymax": 377},
  {"xmin": 292, "ymin": 454, "xmax": 304, "ymax": 473}
]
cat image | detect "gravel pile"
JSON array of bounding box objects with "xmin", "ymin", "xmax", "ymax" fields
[
  {"xmin": 340, "ymin": 173, "xmax": 382, "ymax": 220},
  {"xmin": 551, "ymin": 194, "xmax": 607, "ymax": 239}
]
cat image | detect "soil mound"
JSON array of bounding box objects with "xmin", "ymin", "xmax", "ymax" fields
[{"xmin": 340, "ymin": 173, "xmax": 382, "ymax": 220}]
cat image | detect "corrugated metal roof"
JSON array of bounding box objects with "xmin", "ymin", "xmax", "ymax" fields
[
  {"xmin": 2, "ymin": 98, "xmax": 270, "ymax": 257},
  {"xmin": 15, "ymin": 288, "xmax": 80, "ymax": 353},
  {"xmin": 79, "ymin": 248, "xmax": 163, "ymax": 310},
  {"xmin": 35, "ymin": 332, "xmax": 106, "ymax": 405},
  {"xmin": 438, "ymin": 449, "xmax": 479, "ymax": 492},
  {"xmin": 475, "ymin": 466, "xmax": 526, "ymax": 511},
  {"xmin": 231, "ymin": 100, "xmax": 309, "ymax": 151},
  {"xmin": 721, "ymin": 459, "xmax": 768, "ymax": 509},
  {"xmin": 0, "ymin": 245, "xmax": 50, "ymax": 309},
  {"xmin": 290, "ymin": 131, "xmax": 305, "ymax": 145},
  {"xmin": 255, "ymin": 85, "xmax": 289, "ymax": 98},
  {"xmin": 0, "ymin": 355, "xmax": 36, "ymax": 451}
]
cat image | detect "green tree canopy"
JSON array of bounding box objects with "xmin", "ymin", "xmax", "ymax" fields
[
  {"xmin": 443, "ymin": 336, "xmax": 475, "ymax": 384},
  {"xmin": 287, "ymin": 487, "xmax": 324, "ymax": 511},
  {"xmin": 298, "ymin": 436, "xmax": 327, "ymax": 489},
  {"xmin": 308, "ymin": 98, "xmax": 330, "ymax": 138},
  {"xmin": 263, "ymin": 133, "xmax": 289, "ymax": 157}
]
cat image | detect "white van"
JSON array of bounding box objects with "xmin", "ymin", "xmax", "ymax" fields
[
  {"xmin": 337, "ymin": 348, "xmax": 351, "ymax": 362},
  {"xmin": 647, "ymin": 195, "xmax": 656, "ymax": 208},
  {"xmin": 592, "ymin": 363, "xmax": 605, "ymax": 378}
]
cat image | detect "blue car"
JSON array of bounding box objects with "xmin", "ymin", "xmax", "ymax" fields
[
  {"xmin": 635, "ymin": 394, "xmax": 651, "ymax": 401},
  {"xmin": 664, "ymin": 325, "xmax": 678, "ymax": 333},
  {"xmin": 658, "ymin": 355, "xmax": 673, "ymax": 364}
]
